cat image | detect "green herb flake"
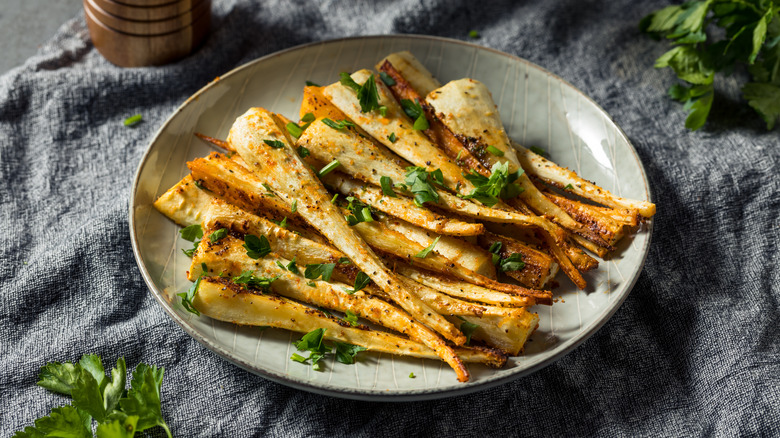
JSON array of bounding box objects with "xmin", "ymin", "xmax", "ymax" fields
[
  {"xmin": 409, "ymin": 372, "xmax": 416, "ymax": 378},
  {"xmin": 301, "ymin": 112, "xmax": 316, "ymax": 123},
  {"xmin": 340, "ymin": 72, "xmax": 382, "ymax": 113},
  {"xmin": 404, "ymin": 166, "xmax": 443, "ymax": 207},
  {"xmin": 499, "ymin": 253, "xmax": 525, "ymax": 272},
  {"xmin": 305, "ymin": 81, "xmax": 320, "ymax": 87},
  {"xmin": 296, "ymin": 146, "xmax": 311, "ymax": 158},
  {"xmin": 291, "ymin": 199, "xmax": 298, "ymax": 213},
  {"xmin": 263, "ymin": 139, "xmax": 285, "ymax": 149},
  {"xmin": 388, "ymin": 132, "xmax": 398, "ymax": 143},
  {"xmin": 380, "ymin": 175, "xmax": 397, "ymax": 197},
  {"xmin": 178, "ymin": 264, "xmax": 208, "ymax": 316},
  {"xmin": 564, "ymin": 184, "xmax": 574, "ymax": 190},
  {"xmin": 457, "ymin": 317, "xmax": 480, "ymax": 345},
  {"xmin": 123, "ymin": 114, "xmax": 142, "ymax": 127},
  {"xmin": 400, "ymin": 99, "xmax": 429, "ymax": 130},
  {"xmin": 337, "ymin": 257, "xmax": 351, "ymax": 264},
  {"xmin": 379, "ymin": 71, "xmax": 396, "ymax": 86},
  {"xmin": 304, "ymin": 263, "xmax": 336, "ymax": 282},
  {"xmin": 486, "ymin": 145, "xmax": 505, "ymax": 157},
  {"xmin": 322, "ymin": 118, "xmax": 356, "ymax": 131},
  {"xmin": 463, "ymin": 161, "xmax": 524, "ymax": 207},
  {"xmin": 343, "ymin": 310, "xmax": 359, "ymax": 326},
  {"xmin": 286, "ymin": 122, "xmax": 304, "ymax": 138},
  {"xmin": 469, "ymin": 30, "xmax": 480, "ymax": 39},
  {"xmin": 334, "ymin": 342, "xmax": 367, "ymax": 364},
  {"xmin": 318, "ymin": 159, "xmax": 341, "ymax": 177},
  {"xmin": 346, "ymin": 272, "xmax": 371, "ymax": 294},
  {"xmin": 180, "ymin": 224, "xmax": 203, "ymax": 242},
  {"xmin": 243, "ymin": 234, "xmax": 272, "ymax": 259},
  {"xmin": 209, "ymin": 228, "xmax": 228, "ymax": 243},
  {"xmin": 307, "ymin": 281, "xmax": 316, "ymax": 288},
  {"xmin": 414, "ymin": 236, "xmax": 441, "ymax": 258},
  {"xmin": 529, "ymin": 146, "xmax": 547, "ymax": 157},
  {"xmin": 231, "ymin": 270, "xmax": 278, "ymax": 292}
]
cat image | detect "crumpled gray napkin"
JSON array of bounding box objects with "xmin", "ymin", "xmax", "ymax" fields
[{"xmin": 1, "ymin": 0, "xmax": 778, "ymax": 436}]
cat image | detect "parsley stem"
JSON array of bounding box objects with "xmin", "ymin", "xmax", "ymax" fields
[{"xmin": 318, "ymin": 160, "xmax": 341, "ymax": 176}]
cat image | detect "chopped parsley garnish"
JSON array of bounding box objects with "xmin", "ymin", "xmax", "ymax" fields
[
  {"xmin": 346, "ymin": 272, "xmax": 371, "ymax": 294},
  {"xmin": 322, "ymin": 118, "xmax": 356, "ymax": 131},
  {"xmin": 243, "ymin": 234, "xmax": 271, "ymax": 259},
  {"xmin": 463, "ymin": 161, "xmax": 524, "ymax": 207},
  {"xmin": 404, "ymin": 166, "xmax": 444, "ymax": 207},
  {"xmin": 489, "ymin": 241, "xmax": 503, "ymax": 265},
  {"xmin": 380, "ymin": 175, "xmax": 397, "ymax": 197},
  {"xmin": 344, "ymin": 196, "xmax": 375, "ymax": 225},
  {"xmin": 301, "ymin": 112, "xmax": 316, "ymax": 123},
  {"xmin": 564, "ymin": 184, "xmax": 574, "ymax": 190},
  {"xmin": 414, "ymin": 236, "xmax": 441, "ymax": 259},
  {"xmin": 457, "ymin": 317, "xmax": 480, "ymax": 345},
  {"xmin": 305, "ymin": 80, "xmax": 320, "ymax": 87},
  {"xmin": 231, "ymin": 270, "xmax": 278, "ymax": 292},
  {"xmin": 379, "ymin": 105, "xmax": 388, "ymax": 117},
  {"xmin": 291, "ymin": 199, "xmax": 297, "ymax": 213},
  {"xmin": 273, "ymin": 217, "xmax": 288, "ymax": 228},
  {"xmin": 499, "ymin": 253, "xmax": 525, "ymax": 272},
  {"xmin": 193, "ymin": 180, "xmax": 207, "ymax": 191},
  {"xmin": 334, "ymin": 342, "xmax": 367, "ymax": 365},
  {"xmin": 296, "ymin": 145, "xmax": 310, "ymax": 158},
  {"xmin": 409, "ymin": 372, "xmax": 416, "ymax": 378},
  {"xmin": 307, "ymin": 281, "xmax": 316, "ymax": 287},
  {"xmin": 304, "ymin": 263, "xmax": 336, "ymax": 282},
  {"xmin": 340, "ymin": 72, "xmax": 382, "ymax": 113},
  {"xmin": 286, "ymin": 122, "xmax": 304, "ymax": 138},
  {"xmin": 276, "ymin": 257, "xmax": 300, "ymax": 275},
  {"xmin": 331, "ymin": 193, "xmax": 339, "ymax": 203},
  {"xmin": 179, "ymin": 224, "xmax": 203, "ymax": 257},
  {"xmin": 388, "ymin": 132, "xmax": 398, "ymax": 143},
  {"xmin": 123, "ymin": 114, "xmax": 142, "ymax": 127},
  {"xmin": 486, "ymin": 145, "xmax": 504, "ymax": 157},
  {"xmin": 488, "ymin": 241, "xmax": 525, "ymax": 272},
  {"xmin": 263, "ymin": 139, "xmax": 285, "ymax": 149},
  {"xmin": 291, "ymin": 329, "xmax": 365, "ymax": 369},
  {"xmin": 400, "ymin": 98, "xmax": 429, "ymax": 130},
  {"xmin": 261, "ymin": 183, "xmax": 276, "ymax": 196},
  {"xmin": 337, "ymin": 257, "xmax": 351, "ymax": 264},
  {"xmin": 468, "ymin": 30, "xmax": 480, "ymax": 39},
  {"xmin": 379, "ymin": 71, "xmax": 396, "ymax": 86},
  {"xmin": 179, "ymin": 263, "xmax": 208, "ymax": 315},
  {"xmin": 318, "ymin": 159, "xmax": 340, "ymax": 176},
  {"xmin": 343, "ymin": 310, "xmax": 359, "ymax": 326},
  {"xmin": 529, "ymin": 146, "xmax": 547, "ymax": 157},
  {"xmin": 209, "ymin": 228, "xmax": 228, "ymax": 243}
]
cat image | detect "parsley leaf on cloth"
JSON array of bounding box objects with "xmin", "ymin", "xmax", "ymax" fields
[{"xmin": 641, "ymin": 1, "xmax": 780, "ymax": 130}]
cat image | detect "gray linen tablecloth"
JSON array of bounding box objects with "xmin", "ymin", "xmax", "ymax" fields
[{"xmin": 2, "ymin": 0, "xmax": 778, "ymax": 436}]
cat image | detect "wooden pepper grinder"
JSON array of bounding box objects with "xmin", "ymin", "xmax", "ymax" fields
[{"xmin": 84, "ymin": 0, "xmax": 210, "ymax": 67}]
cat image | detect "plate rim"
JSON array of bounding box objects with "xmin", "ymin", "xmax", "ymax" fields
[{"xmin": 129, "ymin": 34, "xmax": 654, "ymax": 401}]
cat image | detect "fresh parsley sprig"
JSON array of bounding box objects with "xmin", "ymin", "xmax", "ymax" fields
[
  {"xmin": 179, "ymin": 224, "xmax": 203, "ymax": 257},
  {"xmin": 403, "ymin": 166, "xmax": 446, "ymax": 207},
  {"xmin": 15, "ymin": 355, "xmax": 171, "ymax": 438},
  {"xmin": 641, "ymin": 1, "xmax": 780, "ymax": 130},
  {"xmin": 400, "ymin": 98, "xmax": 430, "ymax": 130}
]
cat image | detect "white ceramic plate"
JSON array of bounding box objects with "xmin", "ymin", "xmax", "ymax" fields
[{"xmin": 130, "ymin": 35, "xmax": 653, "ymax": 401}]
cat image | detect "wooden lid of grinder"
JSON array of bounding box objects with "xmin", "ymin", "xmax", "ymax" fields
[
  {"xmin": 92, "ymin": 0, "xmax": 208, "ymax": 22},
  {"xmin": 84, "ymin": 0, "xmax": 210, "ymax": 67}
]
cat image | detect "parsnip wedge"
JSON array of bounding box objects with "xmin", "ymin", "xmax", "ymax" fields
[
  {"xmin": 476, "ymin": 232, "xmax": 560, "ymax": 289},
  {"xmin": 191, "ymin": 234, "xmax": 467, "ymax": 346},
  {"xmin": 377, "ymin": 51, "xmax": 442, "ymax": 96},
  {"xmin": 227, "ymin": 107, "xmax": 469, "ymax": 380},
  {"xmin": 194, "ymin": 278, "xmax": 506, "ymax": 368},
  {"xmin": 512, "ymin": 141, "xmax": 656, "ymax": 218},
  {"xmin": 320, "ymin": 171, "xmax": 484, "ymax": 237},
  {"xmin": 393, "ymin": 264, "xmax": 536, "ymax": 307},
  {"xmin": 426, "ymin": 79, "xmax": 613, "ymax": 249},
  {"xmin": 323, "ymin": 69, "xmax": 474, "ymax": 195}
]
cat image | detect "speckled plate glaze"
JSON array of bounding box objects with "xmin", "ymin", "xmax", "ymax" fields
[{"xmin": 130, "ymin": 35, "xmax": 653, "ymax": 401}]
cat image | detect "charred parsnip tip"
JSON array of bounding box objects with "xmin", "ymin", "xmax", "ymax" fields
[
  {"xmin": 377, "ymin": 51, "xmax": 443, "ymax": 96},
  {"xmin": 512, "ymin": 141, "xmax": 656, "ymax": 218},
  {"xmin": 194, "ymin": 278, "xmax": 506, "ymax": 368},
  {"xmin": 426, "ymin": 79, "xmax": 613, "ymax": 250},
  {"xmin": 227, "ymin": 107, "xmax": 470, "ymax": 380}
]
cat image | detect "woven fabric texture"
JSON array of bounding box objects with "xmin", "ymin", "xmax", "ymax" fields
[{"xmin": 1, "ymin": 0, "xmax": 778, "ymax": 436}]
